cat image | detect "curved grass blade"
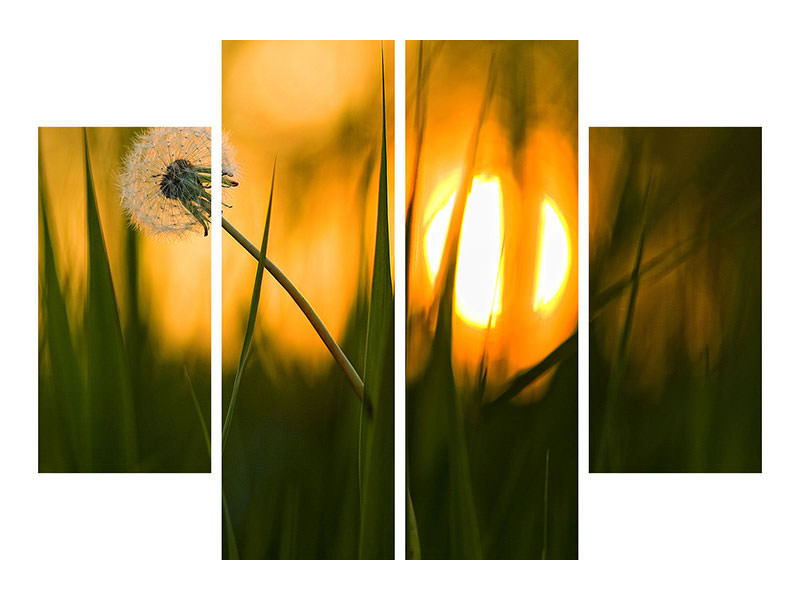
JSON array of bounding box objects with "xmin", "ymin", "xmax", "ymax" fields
[
  {"xmin": 221, "ymin": 159, "xmax": 276, "ymax": 452},
  {"xmin": 39, "ymin": 135, "xmax": 86, "ymax": 471},
  {"xmin": 358, "ymin": 47, "xmax": 395, "ymax": 559},
  {"xmin": 83, "ymin": 128, "xmax": 137, "ymax": 471},
  {"xmin": 490, "ymin": 332, "xmax": 578, "ymax": 406}
]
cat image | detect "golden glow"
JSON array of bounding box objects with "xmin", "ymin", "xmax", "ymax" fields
[
  {"xmin": 423, "ymin": 190, "xmax": 453, "ymax": 280},
  {"xmin": 534, "ymin": 197, "xmax": 570, "ymax": 312},
  {"xmin": 424, "ymin": 175, "xmax": 504, "ymax": 328}
]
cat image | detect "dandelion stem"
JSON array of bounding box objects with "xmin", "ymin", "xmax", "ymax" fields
[{"xmin": 221, "ymin": 216, "xmax": 365, "ymax": 404}]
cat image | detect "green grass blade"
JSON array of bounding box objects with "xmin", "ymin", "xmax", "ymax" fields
[
  {"xmin": 278, "ymin": 484, "xmax": 300, "ymax": 559},
  {"xmin": 358, "ymin": 48, "xmax": 395, "ymax": 559},
  {"xmin": 221, "ymin": 159, "xmax": 274, "ymax": 559},
  {"xmin": 432, "ymin": 53, "xmax": 496, "ymax": 317},
  {"xmin": 222, "ymin": 489, "xmax": 240, "ymax": 559},
  {"xmin": 222, "ymin": 159, "xmax": 276, "ymax": 452},
  {"xmin": 39, "ymin": 135, "xmax": 86, "ymax": 471},
  {"xmin": 590, "ymin": 201, "xmax": 758, "ymax": 322},
  {"xmin": 596, "ymin": 201, "xmax": 649, "ymax": 472},
  {"xmin": 490, "ymin": 332, "xmax": 578, "ymax": 406},
  {"xmin": 184, "ymin": 366, "xmax": 210, "ymax": 459},
  {"xmin": 421, "ymin": 55, "xmax": 497, "ymax": 560},
  {"xmin": 541, "ymin": 449, "xmax": 550, "ymax": 559},
  {"xmin": 406, "ymin": 485, "xmax": 421, "ymax": 559},
  {"xmin": 83, "ymin": 128, "xmax": 138, "ymax": 471}
]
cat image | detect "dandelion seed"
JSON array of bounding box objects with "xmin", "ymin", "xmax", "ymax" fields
[{"xmin": 119, "ymin": 127, "xmax": 239, "ymax": 237}]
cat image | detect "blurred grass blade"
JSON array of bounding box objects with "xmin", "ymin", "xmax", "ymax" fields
[
  {"xmin": 590, "ymin": 201, "xmax": 758, "ymax": 321},
  {"xmin": 39, "ymin": 137, "xmax": 86, "ymax": 471},
  {"xmin": 222, "ymin": 159, "xmax": 276, "ymax": 452},
  {"xmin": 491, "ymin": 332, "xmax": 578, "ymax": 406},
  {"xmin": 221, "ymin": 158, "xmax": 274, "ymax": 559},
  {"xmin": 597, "ymin": 201, "xmax": 649, "ymax": 472},
  {"xmin": 541, "ymin": 449, "xmax": 550, "ymax": 559},
  {"xmin": 184, "ymin": 366, "xmax": 210, "ymax": 459},
  {"xmin": 432, "ymin": 53, "xmax": 496, "ymax": 318},
  {"xmin": 424, "ymin": 56, "xmax": 497, "ymax": 560},
  {"xmin": 222, "ymin": 489, "xmax": 240, "ymax": 559},
  {"xmin": 358, "ymin": 49, "xmax": 395, "ymax": 559},
  {"xmin": 279, "ymin": 484, "xmax": 300, "ymax": 559},
  {"xmin": 406, "ymin": 485, "xmax": 421, "ymax": 559},
  {"xmin": 405, "ymin": 41, "xmax": 429, "ymax": 313},
  {"xmin": 83, "ymin": 128, "xmax": 137, "ymax": 471}
]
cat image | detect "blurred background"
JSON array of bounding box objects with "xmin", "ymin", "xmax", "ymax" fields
[
  {"xmin": 589, "ymin": 127, "xmax": 761, "ymax": 473},
  {"xmin": 406, "ymin": 41, "xmax": 578, "ymax": 559},
  {"xmin": 221, "ymin": 41, "xmax": 394, "ymax": 559},
  {"xmin": 38, "ymin": 127, "xmax": 211, "ymax": 473}
]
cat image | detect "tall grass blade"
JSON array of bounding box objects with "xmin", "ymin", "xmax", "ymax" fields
[
  {"xmin": 358, "ymin": 48, "xmax": 395, "ymax": 559},
  {"xmin": 425, "ymin": 55, "xmax": 497, "ymax": 560},
  {"xmin": 405, "ymin": 41, "xmax": 428, "ymax": 313},
  {"xmin": 222, "ymin": 159, "xmax": 276, "ymax": 452},
  {"xmin": 83, "ymin": 128, "xmax": 137, "ymax": 471},
  {"xmin": 221, "ymin": 160, "xmax": 274, "ymax": 559},
  {"xmin": 39, "ymin": 136, "xmax": 86, "ymax": 471},
  {"xmin": 596, "ymin": 200, "xmax": 650, "ymax": 471}
]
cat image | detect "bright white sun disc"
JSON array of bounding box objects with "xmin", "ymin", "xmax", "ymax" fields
[
  {"xmin": 423, "ymin": 175, "xmax": 504, "ymax": 328},
  {"xmin": 534, "ymin": 197, "xmax": 570, "ymax": 311}
]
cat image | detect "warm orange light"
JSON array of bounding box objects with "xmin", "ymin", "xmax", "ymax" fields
[
  {"xmin": 424, "ymin": 175, "xmax": 504, "ymax": 328},
  {"xmin": 533, "ymin": 196, "xmax": 570, "ymax": 312}
]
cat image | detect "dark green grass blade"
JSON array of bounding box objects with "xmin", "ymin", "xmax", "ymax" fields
[
  {"xmin": 595, "ymin": 204, "xmax": 649, "ymax": 472},
  {"xmin": 39, "ymin": 137, "xmax": 86, "ymax": 471},
  {"xmin": 541, "ymin": 449, "xmax": 550, "ymax": 559},
  {"xmin": 590, "ymin": 201, "xmax": 758, "ymax": 322},
  {"xmin": 406, "ymin": 485, "xmax": 421, "ymax": 559},
  {"xmin": 222, "ymin": 159, "xmax": 276, "ymax": 452},
  {"xmin": 83, "ymin": 128, "xmax": 137, "ymax": 471},
  {"xmin": 490, "ymin": 332, "xmax": 578, "ymax": 406},
  {"xmin": 222, "ymin": 159, "xmax": 274, "ymax": 560},
  {"xmin": 222, "ymin": 489, "xmax": 240, "ymax": 559},
  {"xmin": 358, "ymin": 49, "xmax": 395, "ymax": 559},
  {"xmin": 184, "ymin": 366, "xmax": 210, "ymax": 459},
  {"xmin": 419, "ymin": 55, "xmax": 497, "ymax": 560}
]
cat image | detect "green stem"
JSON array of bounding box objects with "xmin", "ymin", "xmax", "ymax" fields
[{"xmin": 221, "ymin": 216, "xmax": 365, "ymax": 403}]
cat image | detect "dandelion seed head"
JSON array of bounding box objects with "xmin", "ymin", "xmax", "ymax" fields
[
  {"xmin": 119, "ymin": 127, "xmax": 239, "ymax": 237},
  {"xmin": 221, "ymin": 130, "xmax": 239, "ymax": 180}
]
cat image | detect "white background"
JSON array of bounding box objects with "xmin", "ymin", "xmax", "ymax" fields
[{"xmin": 2, "ymin": 1, "xmax": 798, "ymax": 597}]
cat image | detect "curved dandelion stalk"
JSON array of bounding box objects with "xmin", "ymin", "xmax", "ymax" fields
[
  {"xmin": 119, "ymin": 127, "xmax": 364, "ymax": 405},
  {"xmin": 220, "ymin": 216, "xmax": 365, "ymax": 404}
]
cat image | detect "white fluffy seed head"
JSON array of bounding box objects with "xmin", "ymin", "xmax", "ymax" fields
[{"xmin": 119, "ymin": 127, "xmax": 238, "ymax": 237}]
